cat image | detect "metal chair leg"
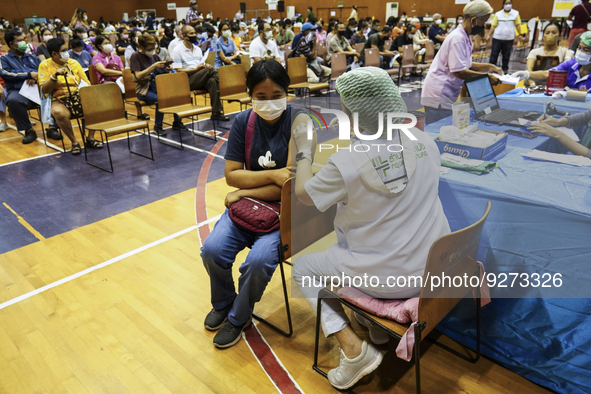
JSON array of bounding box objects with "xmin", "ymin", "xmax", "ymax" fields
[
  {"xmin": 252, "ymin": 261, "xmax": 293, "ymax": 337},
  {"xmin": 414, "ymin": 323, "xmax": 422, "ymax": 394}
]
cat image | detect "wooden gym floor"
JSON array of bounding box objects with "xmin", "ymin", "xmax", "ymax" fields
[{"xmin": 0, "ymin": 95, "xmax": 551, "ymax": 393}]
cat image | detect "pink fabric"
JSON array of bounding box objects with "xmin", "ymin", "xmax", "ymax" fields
[
  {"xmin": 92, "ymin": 51, "xmax": 124, "ymax": 84},
  {"xmin": 338, "ymin": 261, "xmax": 490, "ymax": 362}
]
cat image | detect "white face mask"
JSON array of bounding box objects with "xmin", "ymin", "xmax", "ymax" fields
[
  {"xmin": 457, "ymin": 19, "xmax": 464, "ymax": 25},
  {"xmin": 576, "ymin": 49, "xmax": 591, "ymax": 65},
  {"xmin": 265, "ymin": 31, "xmax": 273, "ymax": 40},
  {"xmin": 83, "ymin": 15, "xmax": 88, "ymax": 21},
  {"xmin": 222, "ymin": 30, "xmax": 231, "ymax": 38},
  {"xmin": 72, "ymin": 50, "xmax": 83, "ymax": 55},
  {"xmin": 306, "ymin": 32, "xmax": 314, "ymax": 43},
  {"xmin": 409, "ymin": 34, "xmax": 415, "ymax": 39},
  {"xmin": 102, "ymin": 44, "xmax": 113, "ymax": 53},
  {"xmin": 504, "ymin": 4, "xmax": 512, "ymax": 11},
  {"xmin": 436, "ymin": 19, "xmax": 442, "ymax": 25},
  {"xmin": 252, "ymin": 98, "xmax": 287, "ymax": 121},
  {"xmin": 145, "ymin": 49, "xmax": 156, "ymax": 56},
  {"xmin": 82, "ymin": 33, "xmax": 88, "ymax": 39},
  {"xmin": 43, "ymin": 35, "xmax": 53, "ymax": 42},
  {"xmin": 60, "ymin": 51, "xmax": 70, "ymax": 61}
]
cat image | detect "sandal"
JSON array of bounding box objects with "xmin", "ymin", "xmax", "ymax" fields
[
  {"xmin": 85, "ymin": 139, "xmax": 103, "ymax": 149},
  {"xmin": 71, "ymin": 143, "xmax": 82, "ymax": 155}
]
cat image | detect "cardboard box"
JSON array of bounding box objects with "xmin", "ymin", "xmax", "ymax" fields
[{"xmin": 434, "ymin": 129, "xmax": 508, "ymax": 161}]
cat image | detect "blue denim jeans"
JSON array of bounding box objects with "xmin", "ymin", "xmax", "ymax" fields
[
  {"xmin": 137, "ymin": 81, "xmax": 180, "ymax": 128},
  {"xmin": 200, "ymin": 210, "xmax": 281, "ymax": 326}
]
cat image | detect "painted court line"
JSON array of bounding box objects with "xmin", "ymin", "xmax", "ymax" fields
[
  {"xmin": 0, "ymin": 214, "xmax": 222, "ymax": 311},
  {"xmin": 2, "ymin": 203, "xmax": 46, "ymax": 241},
  {"xmin": 243, "ymin": 322, "xmax": 305, "ymax": 394},
  {"xmin": 152, "ymin": 135, "xmax": 225, "ymax": 159}
]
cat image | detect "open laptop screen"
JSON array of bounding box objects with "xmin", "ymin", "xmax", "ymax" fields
[{"xmin": 465, "ymin": 75, "xmax": 499, "ymax": 115}]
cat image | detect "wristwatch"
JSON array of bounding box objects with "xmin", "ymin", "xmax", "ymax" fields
[{"xmin": 295, "ymin": 151, "xmax": 312, "ymax": 163}]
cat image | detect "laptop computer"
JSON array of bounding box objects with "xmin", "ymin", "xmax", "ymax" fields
[{"xmin": 464, "ymin": 74, "xmax": 540, "ymax": 126}]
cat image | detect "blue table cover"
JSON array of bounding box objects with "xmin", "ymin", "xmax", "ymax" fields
[{"xmin": 426, "ymin": 90, "xmax": 591, "ymax": 393}]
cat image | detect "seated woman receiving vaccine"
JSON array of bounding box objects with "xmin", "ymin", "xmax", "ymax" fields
[{"xmin": 200, "ymin": 60, "xmax": 309, "ymax": 349}]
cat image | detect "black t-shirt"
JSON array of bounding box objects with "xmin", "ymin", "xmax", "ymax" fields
[
  {"xmin": 393, "ymin": 33, "xmax": 413, "ymax": 51},
  {"xmin": 36, "ymin": 43, "xmax": 51, "ymax": 59},
  {"xmin": 116, "ymin": 39, "xmax": 130, "ymax": 53},
  {"xmin": 225, "ymin": 106, "xmax": 296, "ymax": 171}
]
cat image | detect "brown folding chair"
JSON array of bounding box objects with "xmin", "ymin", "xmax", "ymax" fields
[
  {"xmin": 155, "ymin": 72, "xmax": 215, "ymax": 148},
  {"xmin": 423, "ymin": 40, "xmax": 435, "ymax": 67},
  {"xmin": 354, "ymin": 43, "xmax": 365, "ymax": 55},
  {"xmin": 218, "ymin": 64, "xmax": 252, "ymax": 114},
  {"xmin": 122, "ymin": 69, "xmax": 152, "ymax": 121},
  {"xmin": 313, "ymin": 202, "xmax": 492, "ymax": 394},
  {"xmin": 205, "ymin": 50, "xmax": 216, "ymax": 67},
  {"xmin": 287, "ymin": 57, "xmax": 330, "ymax": 106},
  {"xmin": 330, "ymin": 52, "xmax": 347, "ymax": 89},
  {"xmin": 363, "ymin": 48, "xmax": 380, "ymax": 67},
  {"xmin": 398, "ymin": 44, "xmax": 419, "ymax": 85},
  {"xmin": 240, "ymin": 53, "xmax": 251, "ymax": 75},
  {"xmin": 88, "ymin": 65, "xmax": 99, "ymax": 85},
  {"xmin": 254, "ymin": 178, "xmax": 337, "ymax": 337},
  {"xmin": 79, "ymin": 83, "xmax": 153, "ymax": 173}
]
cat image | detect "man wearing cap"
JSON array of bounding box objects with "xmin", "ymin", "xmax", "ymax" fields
[
  {"xmin": 291, "ymin": 67, "xmax": 450, "ymax": 391},
  {"xmin": 421, "ymin": 0, "xmax": 502, "ymax": 125},
  {"xmin": 291, "ymin": 22, "xmax": 331, "ymax": 83},
  {"xmin": 186, "ymin": 1, "xmax": 200, "ymax": 26}
]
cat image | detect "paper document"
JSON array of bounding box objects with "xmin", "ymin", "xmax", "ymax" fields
[
  {"xmin": 441, "ymin": 153, "xmax": 485, "ymax": 167},
  {"xmin": 492, "ymin": 73, "xmax": 520, "ymax": 85},
  {"xmin": 79, "ymin": 79, "xmax": 90, "ymax": 88},
  {"xmin": 521, "ymin": 150, "xmax": 591, "ymax": 166},
  {"xmin": 19, "ymin": 83, "xmax": 41, "ymax": 105},
  {"xmin": 557, "ymin": 127, "xmax": 580, "ymax": 141},
  {"xmin": 200, "ymin": 50, "xmax": 210, "ymax": 65},
  {"xmin": 238, "ymin": 50, "xmax": 249, "ymax": 55}
]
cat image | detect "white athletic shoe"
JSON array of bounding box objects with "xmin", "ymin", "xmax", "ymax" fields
[
  {"xmin": 0, "ymin": 122, "xmax": 7, "ymax": 132},
  {"xmin": 355, "ymin": 312, "xmax": 390, "ymax": 345},
  {"xmin": 327, "ymin": 340, "xmax": 384, "ymax": 390}
]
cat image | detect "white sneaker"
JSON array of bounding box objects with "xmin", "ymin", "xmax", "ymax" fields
[
  {"xmin": 0, "ymin": 122, "xmax": 7, "ymax": 132},
  {"xmin": 355, "ymin": 312, "xmax": 390, "ymax": 345},
  {"xmin": 327, "ymin": 340, "xmax": 384, "ymax": 390}
]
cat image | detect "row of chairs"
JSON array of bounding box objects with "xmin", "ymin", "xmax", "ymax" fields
[{"xmin": 265, "ymin": 176, "xmax": 491, "ymax": 393}]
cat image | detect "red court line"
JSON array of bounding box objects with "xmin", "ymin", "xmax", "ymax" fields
[
  {"xmin": 195, "ymin": 131, "xmax": 230, "ymax": 245},
  {"xmin": 244, "ymin": 324, "xmax": 304, "ymax": 394}
]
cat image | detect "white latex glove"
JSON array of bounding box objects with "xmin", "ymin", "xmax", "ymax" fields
[
  {"xmin": 511, "ymin": 70, "xmax": 530, "ymax": 81},
  {"xmin": 292, "ymin": 122, "xmax": 313, "ymax": 153},
  {"xmin": 328, "ymin": 117, "xmax": 339, "ymax": 130},
  {"xmin": 552, "ymin": 90, "xmax": 567, "ymax": 99}
]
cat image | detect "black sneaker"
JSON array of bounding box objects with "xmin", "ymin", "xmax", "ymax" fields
[
  {"xmin": 154, "ymin": 126, "xmax": 167, "ymax": 136},
  {"xmin": 172, "ymin": 121, "xmax": 189, "ymax": 131},
  {"xmin": 22, "ymin": 129, "xmax": 37, "ymax": 144},
  {"xmin": 211, "ymin": 113, "xmax": 230, "ymax": 121},
  {"xmin": 213, "ymin": 317, "xmax": 252, "ymax": 348},
  {"xmin": 46, "ymin": 127, "xmax": 63, "ymax": 140},
  {"xmin": 204, "ymin": 304, "xmax": 233, "ymax": 331}
]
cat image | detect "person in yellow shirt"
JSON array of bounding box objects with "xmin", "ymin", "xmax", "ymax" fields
[
  {"xmin": 38, "ymin": 37, "xmax": 99, "ymax": 155},
  {"xmin": 485, "ymin": 0, "xmax": 521, "ymax": 74}
]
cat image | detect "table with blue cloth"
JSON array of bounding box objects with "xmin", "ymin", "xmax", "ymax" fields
[{"xmin": 425, "ymin": 89, "xmax": 591, "ymax": 394}]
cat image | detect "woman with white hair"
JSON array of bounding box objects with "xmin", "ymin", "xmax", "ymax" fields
[{"xmin": 421, "ymin": 0, "xmax": 502, "ymax": 125}]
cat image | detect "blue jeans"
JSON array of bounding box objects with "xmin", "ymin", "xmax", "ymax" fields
[
  {"xmin": 200, "ymin": 210, "xmax": 281, "ymax": 326},
  {"xmin": 137, "ymin": 81, "xmax": 180, "ymax": 128}
]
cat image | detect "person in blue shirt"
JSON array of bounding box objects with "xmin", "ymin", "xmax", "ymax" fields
[
  {"xmin": 428, "ymin": 13, "xmax": 446, "ymax": 49},
  {"xmin": 0, "ymin": 29, "xmax": 47, "ymax": 144},
  {"xmin": 214, "ymin": 22, "xmax": 239, "ymax": 69},
  {"xmin": 68, "ymin": 39, "xmax": 94, "ymax": 78},
  {"xmin": 201, "ymin": 24, "xmax": 218, "ymax": 51}
]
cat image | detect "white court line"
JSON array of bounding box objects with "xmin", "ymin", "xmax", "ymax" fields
[
  {"xmin": 0, "ymin": 135, "xmax": 25, "ymax": 142},
  {"xmin": 0, "ymin": 213, "xmax": 222, "ymax": 311},
  {"xmin": 152, "ymin": 134, "xmax": 225, "ymax": 159}
]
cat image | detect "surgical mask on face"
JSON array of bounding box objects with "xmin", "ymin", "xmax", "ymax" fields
[
  {"xmin": 82, "ymin": 33, "xmax": 88, "ymax": 39},
  {"xmin": 145, "ymin": 49, "xmax": 156, "ymax": 56},
  {"xmin": 470, "ymin": 19, "xmax": 485, "ymax": 35},
  {"xmin": 265, "ymin": 31, "xmax": 273, "ymax": 40},
  {"xmin": 102, "ymin": 44, "xmax": 113, "ymax": 53},
  {"xmin": 73, "ymin": 50, "xmax": 83, "ymax": 55},
  {"xmin": 409, "ymin": 34, "xmax": 415, "ymax": 39},
  {"xmin": 436, "ymin": 19, "xmax": 442, "ymax": 25},
  {"xmin": 84, "ymin": 15, "xmax": 88, "ymax": 21},
  {"xmin": 276, "ymin": 27, "xmax": 281, "ymax": 33},
  {"xmin": 457, "ymin": 19, "xmax": 464, "ymax": 25},
  {"xmin": 306, "ymin": 32, "xmax": 314, "ymax": 42},
  {"xmin": 363, "ymin": 29, "xmax": 369, "ymax": 35},
  {"xmin": 43, "ymin": 35, "xmax": 53, "ymax": 42},
  {"xmin": 16, "ymin": 41, "xmax": 27, "ymax": 52},
  {"xmin": 222, "ymin": 30, "xmax": 231, "ymax": 38},
  {"xmin": 60, "ymin": 51, "xmax": 70, "ymax": 61},
  {"xmin": 337, "ymin": 30, "xmax": 345, "ymax": 36},
  {"xmin": 122, "ymin": 34, "xmax": 129, "ymax": 40},
  {"xmin": 252, "ymin": 98, "xmax": 287, "ymax": 121},
  {"xmin": 576, "ymin": 49, "xmax": 591, "ymax": 65},
  {"xmin": 352, "ymin": 27, "xmax": 357, "ymax": 32},
  {"xmin": 504, "ymin": 4, "xmax": 512, "ymax": 11}
]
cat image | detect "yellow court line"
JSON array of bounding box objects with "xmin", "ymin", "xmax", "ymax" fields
[{"xmin": 2, "ymin": 202, "xmax": 45, "ymax": 241}]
